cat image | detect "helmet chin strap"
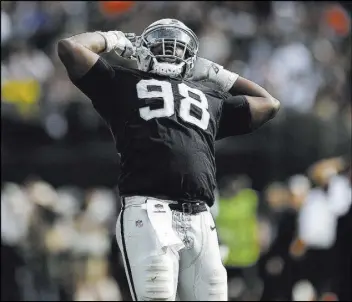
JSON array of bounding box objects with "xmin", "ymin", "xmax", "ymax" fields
[{"xmin": 149, "ymin": 58, "xmax": 185, "ymax": 78}]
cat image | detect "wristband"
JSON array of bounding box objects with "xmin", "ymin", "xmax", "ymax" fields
[
  {"xmin": 95, "ymin": 31, "xmax": 122, "ymax": 53},
  {"xmin": 208, "ymin": 63, "xmax": 239, "ymax": 92}
]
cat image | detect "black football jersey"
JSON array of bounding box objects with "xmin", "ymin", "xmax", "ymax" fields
[{"xmin": 72, "ymin": 58, "xmax": 252, "ymax": 206}]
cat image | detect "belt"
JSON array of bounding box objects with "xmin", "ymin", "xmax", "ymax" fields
[{"xmin": 169, "ymin": 202, "xmax": 207, "ymax": 215}]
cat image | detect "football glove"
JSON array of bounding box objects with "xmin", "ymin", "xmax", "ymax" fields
[
  {"xmin": 188, "ymin": 57, "xmax": 239, "ymax": 92},
  {"xmin": 187, "ymin": 57, "xmax": 213, "ymax": 82},
  {"xmin": 96, "ymin": 31, "xmax": 135, "ymax": 58}
]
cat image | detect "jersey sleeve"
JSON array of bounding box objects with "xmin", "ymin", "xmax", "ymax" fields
[
  {"xmin": 216, "ymin": 95, "xmax": 252, "ymax": 140},
  {"xmin": 71, "ymin": 57, "xmax": 117, "ymax": 122}
]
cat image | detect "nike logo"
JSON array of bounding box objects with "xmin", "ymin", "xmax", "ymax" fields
[{"xmin": 210, "ymin": 226, "xmax": 216, "ymax": 231}]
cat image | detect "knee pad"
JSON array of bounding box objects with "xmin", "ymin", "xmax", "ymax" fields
[
  {"xmin": 141, "ymin": 255, "xmax": 175, "ymax": 301},
  {"xmin": 208, "ymin": 267, "xmax": 228, "ymax": 300},
  {"xmin": 196, "ymin": 266, "xmax": 228, "ymax": 301}
]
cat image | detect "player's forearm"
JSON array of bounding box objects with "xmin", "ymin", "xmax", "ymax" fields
[
  {"xmin": 207, "ymin": 63, "xmax": 274, "ymax": 99},
  {"xmin": 58, "ymin": 31, "xmax": 134, "ymax": 81},
  {"xmin": 228, "ymin": 76, "xmax": 280, "ymax": 117},
  {"xmin": 246, "ymin": 96, "xmax": 280, "ymax": 131},
  {"xmin": 64, "ymin": 32, "xmax": 108, "ymax": 54},
  {"xmin": 228, "ymin": 76, "xmax": 272, "ymax": 99},
  {"xmin": 58, "ymin": 32, "xmax": 106, "ymax": 80}
]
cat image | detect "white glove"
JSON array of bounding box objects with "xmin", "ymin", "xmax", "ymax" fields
[
  {"xmin": 187, "ymin": 57, "xmax": 214, "ymax": 82},
  {"xmin": 96, "ymin": 31, "xmax": 135, "ymax": 58},
  {"xmin": 188, "ymin": 57, "xmax": 239, "ymax": 92}
]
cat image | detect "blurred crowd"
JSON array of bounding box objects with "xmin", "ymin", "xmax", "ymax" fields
[
  {"xmin": 1, "ymin": 180, "xmax": 124, "ymax": 301},
  {"xmin": 216, "ymin": 156, "xmax": 351, "ymax": 301},
  {"xmin": 2, "ymin": 157, "xmax": 351, "ymax": 301},
  {"xmin": 1, "ymin": 1, "xmax": 351, "ymax": 127}
]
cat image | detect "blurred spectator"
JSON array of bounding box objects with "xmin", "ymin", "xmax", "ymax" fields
[
  {"xmin": 1, "ymin": 179, "xmax": 123, "ymax": 301},
  {"xmin": 1, "ymin": 9, "xmax": 12, "ymax": 45},
  {"xmin": 217, "ymin": 175, "xmax": 263, "ymax": 301},
  {"xmin": 267, "ymin": 41, "xmax": 321, "ymax": 112},
  {"xmin": 291, "ymin": 158, "xmax": 351, "ymax": 300}
]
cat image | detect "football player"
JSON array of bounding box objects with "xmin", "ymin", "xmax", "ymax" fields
[{"xmin": 58, "ymin": 19, "xmax": 280, "ymax": 301}]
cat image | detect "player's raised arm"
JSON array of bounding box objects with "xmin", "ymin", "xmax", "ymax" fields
[
  {"xmin": 57, "ymin": 31, "xmax": 134, "ymax": 81},
  {"xmin": 227, "ymin": 76, "xmax": 281, "ymax": 130}
]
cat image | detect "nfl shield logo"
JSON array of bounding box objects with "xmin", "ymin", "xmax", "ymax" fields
[{"xmin": 135, "ymin": 220, "xmax": 143, "ymax": 228}]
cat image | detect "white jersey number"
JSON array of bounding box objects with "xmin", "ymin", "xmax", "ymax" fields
[{"xmin": 136, "ymin": 79, "xmax": 210, "ymax": 130}]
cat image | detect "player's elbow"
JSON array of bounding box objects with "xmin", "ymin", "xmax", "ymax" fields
[
  {"xmin": 249, "ymin": 97, "xmax": 281, "ymax": 131},
  {"xmin": 269, "ymin": 97, "xmax": 281, "ymax": 119},
  {"xmin": 57, "ymin": 38, "xmax": 77, "ymax": 66}
]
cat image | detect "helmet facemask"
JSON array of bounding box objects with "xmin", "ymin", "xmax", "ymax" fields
[{"xmin": 135, "ymin": 20, "xmax": 199, "ymax": 79}]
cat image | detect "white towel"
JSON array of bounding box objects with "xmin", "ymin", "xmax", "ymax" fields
[{"xmin": 144, "ymin": 199, "xmax": 185, "ymax": 253}]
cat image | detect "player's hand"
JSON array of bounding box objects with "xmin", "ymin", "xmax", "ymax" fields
[
  {"xmin": 111, "ymin": 31, "xmax": 135, "ymax": 58},
  {"xmin": 187, "ymin": 57, "xmax": 216, "ymax": 82}
]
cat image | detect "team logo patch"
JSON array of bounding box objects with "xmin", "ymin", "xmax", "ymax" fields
[
  {"xmin": 136, "ymin": 220, "xmax": 143, "ymax": 228},
  {"xmin": 211, "ymin": 64, "xmax": 220, "ymax": 74},
  {"xmin": 154, "ymin": 204, "xmax": 166, "ymax": 213}
]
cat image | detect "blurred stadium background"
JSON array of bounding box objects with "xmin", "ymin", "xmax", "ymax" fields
[{"xmin": 1, "ymin": 1, "xmax": 351, "ymax": 301}]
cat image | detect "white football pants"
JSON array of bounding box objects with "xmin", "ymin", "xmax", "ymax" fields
[{"xmin": 116, "ymin": 196, "xmax": 227, "ymax": 301}]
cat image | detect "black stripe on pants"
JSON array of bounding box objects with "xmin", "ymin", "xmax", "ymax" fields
[{"xmin": 121, "ymin": 197, "xmax": 138, "ymax": 301}]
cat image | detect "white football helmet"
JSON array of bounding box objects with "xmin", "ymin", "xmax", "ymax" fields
[{"xmin": 135, "ymin": 19, "xmax": 199, "ymax": 78}]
